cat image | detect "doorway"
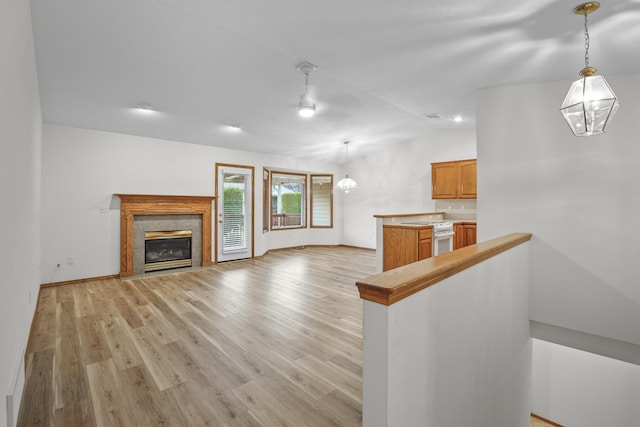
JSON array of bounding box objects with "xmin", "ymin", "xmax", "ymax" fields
[{"xmin": 215, "ymin": 164, "xmax": 254, "ymax": 262}]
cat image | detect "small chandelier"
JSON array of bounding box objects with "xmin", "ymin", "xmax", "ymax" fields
[
  {"xmin": 296, "ymin": 62, "xmax": 317, "ymax": 118},
  {"xmin": 336, "ymin": 141, "xmax": 358, "ymax": 193},
  {"xmin": 560, "ymin": 2, "xmax": 619, "ymax": 137}
]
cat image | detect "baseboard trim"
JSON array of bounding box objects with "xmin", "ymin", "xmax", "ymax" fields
[
  {"xmin": 39, "ymin": 245, "xmax": 373, "ymax": 286},
  {"xmin": 531, "ymin": 412, "xmax": 564, "ymax": 427},
  {"xmin": 256, "ymin": 244, "xmax": 374, "ymax": 258},
  {"xmin": 338, "ymin": 244, "xmax": 375, "ymax": 251},
  {"xmin": 40, "ymin": 274, "xmax": 119, "ymax": 288}
]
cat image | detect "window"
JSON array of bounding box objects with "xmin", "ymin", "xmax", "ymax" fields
[
  {"xmin": 271, "ymin": 171, "xmax": 306, "ymax": 229},
  {"xmin": 263, "ymin": 168, "xmax": 270, "ymax": 233},
  {"xmin": 310, "ymin": 175, "xmax": 333, "ymax": 228}
]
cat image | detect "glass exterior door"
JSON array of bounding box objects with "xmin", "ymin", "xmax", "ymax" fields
[{"xmin": 217, "ymin": 165, "xmax": 253, "ymax": 262}]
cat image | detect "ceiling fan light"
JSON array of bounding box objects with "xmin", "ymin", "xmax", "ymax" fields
[
  {"xmin": 296, "ymin": 62, "xmax": 318, "ymax": 118},
  {"xmin": 298, "ymin": 106, "xmax": 315, "ymax": 118},
  {"xmin": 298, "ymin": 93, "xmax": 315, "ymax": 117}
]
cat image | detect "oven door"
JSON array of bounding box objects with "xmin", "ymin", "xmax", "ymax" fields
[{"xmin": 433, "ymin": 231, "xmax": 454, "ymax": 256}]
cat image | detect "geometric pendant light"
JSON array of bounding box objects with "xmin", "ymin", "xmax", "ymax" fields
[{"xmin": 560, "ymin": 2, "xmax": 620, "ymax": 136}]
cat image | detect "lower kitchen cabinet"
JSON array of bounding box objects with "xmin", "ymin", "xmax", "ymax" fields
[
  {"xmin": 383, "ymin": 225, "xmax": 432, "ymax": 271},
  {"xmin": 454, "ymin": 222, "xmax": 477, "ymax": 250},
  {"xmin": 418, "ymin": 231, "xmax": 432, "ymax": 260},
  {"xmin": 464, "ymin": 224, "xmax": 476, "ymax": 246}
]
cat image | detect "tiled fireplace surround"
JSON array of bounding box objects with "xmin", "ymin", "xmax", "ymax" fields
[{"xmin": 115, "ymin": 194, "xmax": 215, "ymax": 278}]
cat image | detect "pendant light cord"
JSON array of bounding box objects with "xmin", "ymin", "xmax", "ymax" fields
[
  {"xmin": 344, "ymin": 141, "xmax": 351, "ymax": 177},
  {"xmin": 584, "ymin": 12, "xmax": 590, "ymax": 68},
  {"xmin": 345, "ymin": 142, "xmax": 349, "ymax": 171}
]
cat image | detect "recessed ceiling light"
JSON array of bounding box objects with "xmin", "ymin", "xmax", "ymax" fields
[
  {"xmin": 134, "ymin": 103, "xmax": 155, "ymax": 114},
  {"xmin": 452, "ymin": 115, "xmax": 464, "ymax": 122},
  {"xmin": 225, "ymin": 124, "xmax": 243, "ymax": 132}
]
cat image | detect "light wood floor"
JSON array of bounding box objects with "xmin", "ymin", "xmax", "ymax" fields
[
  {"xmin": 19, "ymin": 246, "xmax": 376, "ymax": 426},
  {"xmin": 19, "ymin": 245, "xmax": 557, "ymax": 427}
]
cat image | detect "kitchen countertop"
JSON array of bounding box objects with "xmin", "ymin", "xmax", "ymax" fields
[
  {"xmin": 383, "ymin": 222, "xmax": 434, "ymax": 228},
  {"xmin": 375, "ymin": 212, "xmax": 476, "ymax": 224},
  {"xmin": 374, "ymin": 211, "xmax": 445, "ymax": 219},
  {"xmin": 383, "ymin": 219, "xmax": 476, "ymax": 228}
]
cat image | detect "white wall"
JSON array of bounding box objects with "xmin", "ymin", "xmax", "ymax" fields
[
  {"xmin": 363, "ymin": 242, "xmax": 531, "ymax": 427},
  {"xmin": 477, "ymin": 73, "xmax": 640, "ymax": 425},
  {"xmin": 531, "ymin": 339, "xmax": 640, "ymax": 427},
  {"xmin": 0, "ymin": 1, "xmax": 42, "ymax": 425},
  {"xmin": 343, "ymin": 129, "xmax": 476, "ymax": 249},
  {"xmin": 476, "ymin": 73, "xmax": 640, "ymax": 346},
  {"xmin": 41, "ymin": 124, "xmax": 342, "ymax": 283}
]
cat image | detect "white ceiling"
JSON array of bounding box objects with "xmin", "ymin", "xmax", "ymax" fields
[{"xmin": 29, "ymin": 0, "xmax": 640, "ymax": 163}]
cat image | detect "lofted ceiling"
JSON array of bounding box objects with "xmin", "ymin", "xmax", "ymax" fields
[{"xmin": 29, "ymin": 0, "xmax": 640, "ymax": 163}]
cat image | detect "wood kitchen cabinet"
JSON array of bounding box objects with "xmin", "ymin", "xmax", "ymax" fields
[
  {"xmin": 464, "ymin": 224, "xmax": 477, "ymax": 246},
  {"xmin": 383, "ymin": 225, "xmax": 432, "ymax": 271},
  {"xmin": 431, "ymin": 159, "xmax": 477, "ymax": 199},
  {"xmin": 431, "ymin": 162, "xmax": 458, "ymax": 199},
  {"xmin": 458, "ymin": 160, "xmax": 477, "ymax": 198},
  {"xmin": 454, "ymin": 222, "xmax": 477, "ymax": 250},
  {"xmin": 454, "ymin": 223, "xmax": 464, "ymax": 249}
]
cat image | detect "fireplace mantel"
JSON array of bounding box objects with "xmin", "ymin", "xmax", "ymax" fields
[{"xmin": 115, "ymin": 194, "xmax": 215, "ymax": 277}]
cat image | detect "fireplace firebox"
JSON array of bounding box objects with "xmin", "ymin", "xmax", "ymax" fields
[{"xmin": 144, "ymin": 230, "xmax": 192, "ymax": 272}]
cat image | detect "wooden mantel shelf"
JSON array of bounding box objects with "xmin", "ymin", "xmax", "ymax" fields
[
  {"xmin": 356, "ymin": 232, "xmax": 532, "ymax": 306},
  {"xmin": 115, "ymin": 194, "xmax": 215, "ymax": 204},
  {"xmin": 115, "ymin": 194, "xmax": 215, "ymax": 278}
]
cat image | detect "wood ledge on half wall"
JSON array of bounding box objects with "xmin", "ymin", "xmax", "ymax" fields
[{"xmin": 356, "ymin": 232, "xmax": 532, "ymax": 306}]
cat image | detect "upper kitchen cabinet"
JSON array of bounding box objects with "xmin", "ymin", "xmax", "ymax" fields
[
  {"xmin": 457, "ymin": 160, "xmax": 477, "ymax": 198},
  {"xmin": 431, "ymin": 159, "xmax": 477, "ymax": 199},
  {"xmin": 431, "ymin": 162, "xmax": 458, "ymax": 198}
]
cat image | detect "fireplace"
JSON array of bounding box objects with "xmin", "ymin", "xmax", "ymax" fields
[
  {"xmin": 144, "ymin": 230, "xmax": 192, "ymax": 272},
  {"xmin": 115, "ymin": 194, "xmax": 214, "ymax": 278}
]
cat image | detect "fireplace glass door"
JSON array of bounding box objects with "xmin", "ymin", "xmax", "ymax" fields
[{"xmin": 144, "ymin": 230, "xmax": 192, "ymax": 272}]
